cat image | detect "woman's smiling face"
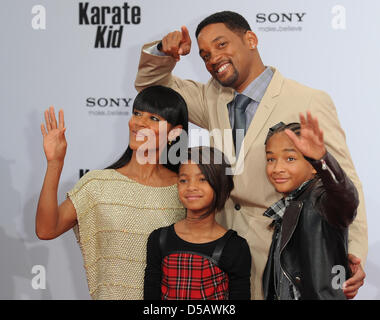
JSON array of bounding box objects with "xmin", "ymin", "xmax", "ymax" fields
[{"xmin": 128, "ymin": 108, "xmax": 173, "ymax": 153}]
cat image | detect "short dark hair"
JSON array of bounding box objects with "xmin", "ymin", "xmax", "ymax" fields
[
  {"xmin": 107, "ymin": 86, "xmax": 188, "ymax": 173},
  {"xmin": 264, "ymin": 122, "xmax": 301, "ymax": 145},
  {"xmin": 195, "ymin": 11, "xmax": 251, "ymax": 38},
  {"xmin": 181, "ymin": 146, "xmax": 234, "ymax": 218}
]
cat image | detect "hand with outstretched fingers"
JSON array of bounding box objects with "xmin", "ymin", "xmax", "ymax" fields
[
  {"xmin": 284, "ymin": 111, "xmax": 327, "ymax": 160},
  {"xmin": 161, "ymin": 26, "xmax": 191, "ymax": 62},
  {"xmin": 40, "ymin": 106, "xmax": 67, "ymax": 164}
]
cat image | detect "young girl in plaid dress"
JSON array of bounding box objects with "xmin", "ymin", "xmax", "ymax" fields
[{"xmin": 144, "ymin": 146, "xmax": 251, "ymax": 300}]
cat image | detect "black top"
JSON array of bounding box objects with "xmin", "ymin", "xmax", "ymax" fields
[{"xmin": 144, "ymin": 224, "xmax": 252, "ymax": 300}]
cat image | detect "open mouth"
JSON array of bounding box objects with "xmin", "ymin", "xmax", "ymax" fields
[{"xmin": 214, "ymin": 62, "xmax": 232, "ymax": 76}]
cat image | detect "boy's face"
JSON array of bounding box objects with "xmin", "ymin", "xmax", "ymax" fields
[{"xmin": 265, "ymin": 132, "xmax": 316, "ymax": 197}]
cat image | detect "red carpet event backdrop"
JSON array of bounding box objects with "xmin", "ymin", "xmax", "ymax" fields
[{"xmin": 0, "ymin": 0, "xmax": 379, "ymax": 299}]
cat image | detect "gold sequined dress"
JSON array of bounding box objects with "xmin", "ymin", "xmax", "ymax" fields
[{"xmin": 67, "ymin": 169, "xmax": 185, "ymax": 300}]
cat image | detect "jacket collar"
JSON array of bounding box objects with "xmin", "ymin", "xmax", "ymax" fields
[{"xmin": 263, "ymin": 179, "xmax": 313, "ymax": 222}]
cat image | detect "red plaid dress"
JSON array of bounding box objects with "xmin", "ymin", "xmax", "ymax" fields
[
  {"xmin": 159, "ymin": 228, "xmax": 235, "ymax": 300},
  {"xmin": 161, "ymin": 252, "xmax": 229, "ymax": 300}
]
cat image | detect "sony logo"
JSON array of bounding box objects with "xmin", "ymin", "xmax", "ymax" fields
[
  {"xmin": 256, "ymin": 12, "xmax": 306, "ymax": 23},
  {"xmin": 86, "ymin": 97, "xmax": 133, "ymax": 107}
]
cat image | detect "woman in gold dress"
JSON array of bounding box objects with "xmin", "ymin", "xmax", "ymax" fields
[{"xmin": 35, "ymin": 86, "xmax": 188, "ymax": 299}]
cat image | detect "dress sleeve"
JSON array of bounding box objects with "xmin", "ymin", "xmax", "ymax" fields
[
  {"xmin": 222, "ymin": 234, "xmax": 252, "ymax": 300},
  {"xmin": 144, "ymin": 228, "xmax": 163, "ymax": 300},
  {"xmin": 66, "ymin": 170, "xmax": 98, "ymax": 217}
]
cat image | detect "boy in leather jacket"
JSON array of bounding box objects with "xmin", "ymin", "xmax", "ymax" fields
[{"xmin": 262, "ymin": 111, "xmax": 359, "ymax": 300}]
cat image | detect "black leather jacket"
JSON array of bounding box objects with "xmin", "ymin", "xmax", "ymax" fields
[{"xmin": 263, "ymin": 152, "xmax": 359, "ymax": 300}]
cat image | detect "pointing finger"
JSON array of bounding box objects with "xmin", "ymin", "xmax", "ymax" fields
[
  {"xmin": 181, "ymin": 25, "xmax": 191, "ymax": 46},
  {"xmin": 181, "ymin": 26, "xmax": 191, "ymax": 42},
  {"xmin": 179, "ymin": 26, "xmax": 191, "ymax": 55}
]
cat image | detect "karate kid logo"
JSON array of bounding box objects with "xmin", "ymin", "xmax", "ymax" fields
[{"xmin": 78, "ymin": 2, "xmax": 141, "ymax": 48}]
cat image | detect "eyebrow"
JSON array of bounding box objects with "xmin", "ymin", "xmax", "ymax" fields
[
  {"xmin": 179, "ymin": 172, "xmax": 204, "ymax": 177},
  {"xmin": 266, "ymin": 148, "xmax": 297, "ymax": 154},
  {"xmin": 211, "ymin": 36, "xmax": 225, "ymax": 43},
  {"xmin": 134, "ymin": 109, "xmax": 163, "ymax": 118},
  {"xmin": 199, "ymin": 36, "xmax": 226, "ymax": 55}
]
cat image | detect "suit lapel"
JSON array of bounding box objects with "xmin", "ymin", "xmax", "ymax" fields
[
  {"xmin": 213, "ymin": 86, "xmax": 235, "ymax": 164},
  {"xmin": 212, "ymin": 69, "xmax": 285, "ymax": 172},
  {"xmin": 216, "ymin": 86, "xmax": 234, "ymax": 132},
  {"xmin": 236, "ymin": 68, "xmax": 284, "ymax": 170}
]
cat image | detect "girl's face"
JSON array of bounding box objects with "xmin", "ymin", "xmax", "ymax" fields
[
  {"xmin": 178, "ymin": 161, "xmax": 215, "ymax": 216},
  {"xmin": 128, "ymin": 108, "xmax": 173, "ymax": 152}
]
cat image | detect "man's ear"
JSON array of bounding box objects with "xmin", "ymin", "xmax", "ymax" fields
[
  {"xmin": 168, "ymin": 125, "xmax": 183, "ymax": 142},
  {"xmin": 245, "ymin": 30, "xmax": 258, "ymax": 49}
]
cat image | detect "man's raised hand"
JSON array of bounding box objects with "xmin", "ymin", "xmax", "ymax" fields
[{"xmin": 161, "ymin": 26, "xmax": 191, "ymax": 61}]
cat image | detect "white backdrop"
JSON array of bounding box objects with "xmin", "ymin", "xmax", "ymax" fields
[{"xmin": 1, "ymin": 0, "xmax": 379, "ymax": 299}]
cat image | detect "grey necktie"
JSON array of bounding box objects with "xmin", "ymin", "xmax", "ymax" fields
[{"xmin": 232, "ymin": 94, "xmax": 251, "ymax": 157}]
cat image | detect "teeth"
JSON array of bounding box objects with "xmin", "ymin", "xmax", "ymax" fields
[{"xmin": 217, "ymin": 64, "xmax": 229, "ymax": 73}]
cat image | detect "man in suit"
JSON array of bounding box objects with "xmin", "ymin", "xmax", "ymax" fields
[{"xmin": 135, "ymin": 11, "xmax": 367, "ymax": 299}]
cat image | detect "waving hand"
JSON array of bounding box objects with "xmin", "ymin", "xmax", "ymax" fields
[
  {"xmin": 285, "ymin": 111, "xmax": 327, "ymax": 160},
  {"xmin": 40, "ymin": 106, "xmax": 67, "ymax": 163}
]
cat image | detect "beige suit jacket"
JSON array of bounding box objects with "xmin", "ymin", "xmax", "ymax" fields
[{"xmin": 135, "ymin": 42, "xmax": 368, "ymax": 299}]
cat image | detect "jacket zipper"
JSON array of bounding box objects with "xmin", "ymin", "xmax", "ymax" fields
[{"xmin": 321, "ymin": 159, "xmax": 338, "ymax": 184}]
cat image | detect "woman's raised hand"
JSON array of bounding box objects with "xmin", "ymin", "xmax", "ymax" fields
[{"xmin": 40, "ymin": 106, "xmax": 67, "ymax": 163}]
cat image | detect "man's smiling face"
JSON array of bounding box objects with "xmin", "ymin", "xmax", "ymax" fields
[{"xmin": 197, "ymin": 23, "xmax": 255, "ymax": 92}]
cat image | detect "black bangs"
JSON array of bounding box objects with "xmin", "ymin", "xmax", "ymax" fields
[{"xmin": 132, "ymin": 86, "xmax": 189, "ymax": 132}]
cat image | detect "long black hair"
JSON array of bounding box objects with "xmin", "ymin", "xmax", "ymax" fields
[{"xmin": 106, "ymin": 86, "xmax": 189, "ymax": 173}]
